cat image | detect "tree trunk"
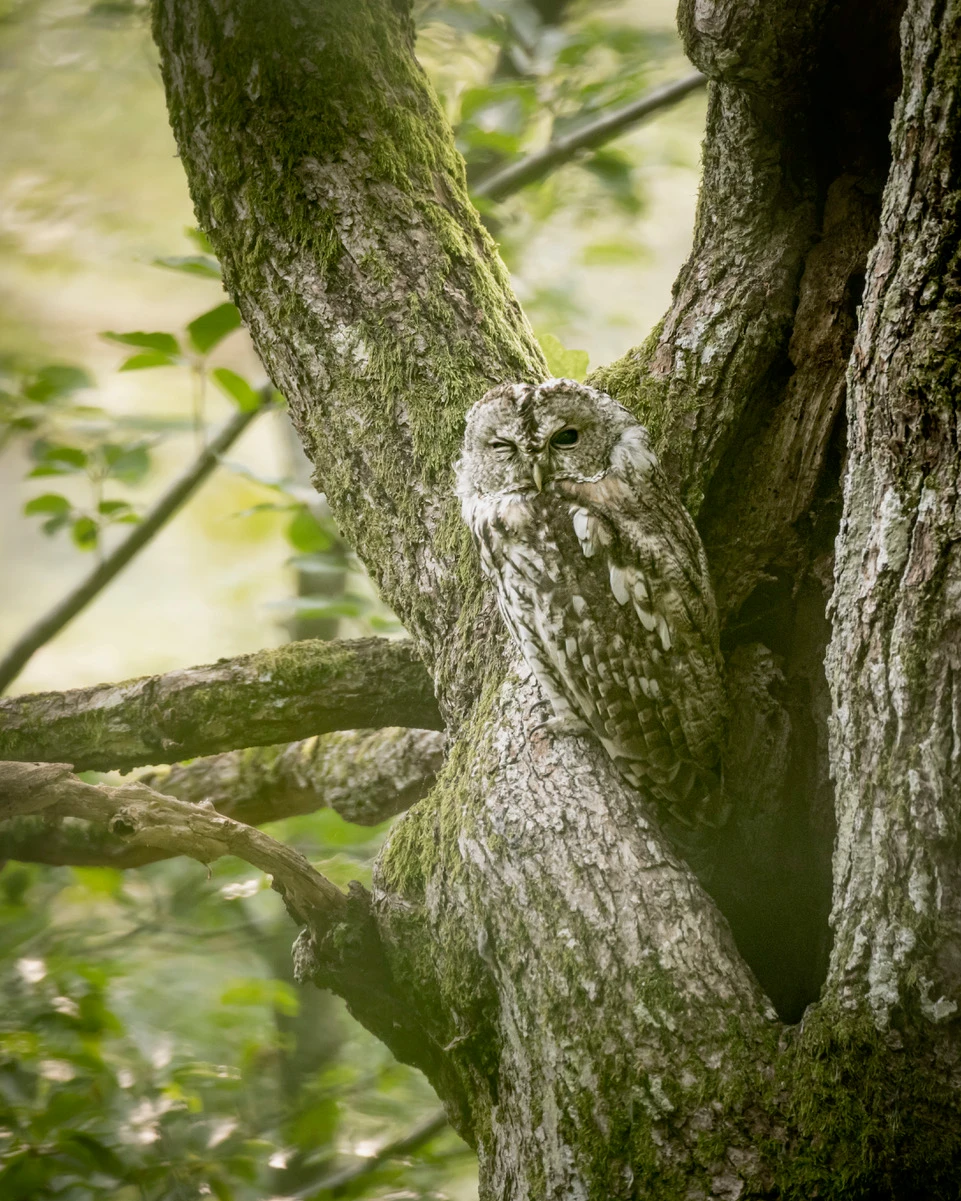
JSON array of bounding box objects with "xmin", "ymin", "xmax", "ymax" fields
[{"xmin": 149, "ymin": 0, "xmax": 961, "ymax": 1194}]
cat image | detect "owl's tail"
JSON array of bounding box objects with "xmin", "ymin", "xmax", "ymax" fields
[
  {"xmin": 664, "ymin": 759, "xmax": 731, "ymax": 829},
  {"xmin": 617, "ymin": 755, "xmax": 730, "ymax": 829}
]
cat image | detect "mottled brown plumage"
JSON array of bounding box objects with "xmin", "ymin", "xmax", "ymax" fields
[{"xmin": 457, "ymin": 379, "xmax": 727, "ymax": 824}]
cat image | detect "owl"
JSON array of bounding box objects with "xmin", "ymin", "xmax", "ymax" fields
[{"xmin": 456, "ymin": 378, "xmax": 727, "ymax": 826}]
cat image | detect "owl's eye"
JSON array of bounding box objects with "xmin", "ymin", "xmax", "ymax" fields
[
  {"xmin": 489, "ymin": 438, "xmax": 515, "ymax": 453},
  {"xmin": 551, "ymin": 427, "xmax": 579, "ymax": 448}
]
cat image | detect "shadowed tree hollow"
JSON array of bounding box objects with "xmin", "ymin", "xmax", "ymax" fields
[{"xmin": 3, "ymin": 0, "xmax": 961, "ymax": 1195}]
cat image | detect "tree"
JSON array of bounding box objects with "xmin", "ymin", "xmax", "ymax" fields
[{"xmin": 3, "ymin": 0, "xmax": 961, "ymax": 1195}]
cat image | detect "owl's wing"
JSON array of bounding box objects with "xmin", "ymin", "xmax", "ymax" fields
[{"xmin": 566, "ymin": 459, "xmax": 726, "ymax": 773}]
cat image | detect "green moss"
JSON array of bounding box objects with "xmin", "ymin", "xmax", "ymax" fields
[
  {"xmin": 587, "ymin": 321, "xmax": 669, "ymax": 435},
  {"xmin": 772, "ymin": 1007, "xmax": 961, "ymax": 1198}
]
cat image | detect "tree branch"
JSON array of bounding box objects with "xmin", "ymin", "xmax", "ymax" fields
[
  {"xmin": 0, "ymin": 728, "xmax": 445, "ymax": 867},
  {"xmin": 0, "ymin": 391, "xmax": 277, "ymax": 696},
  {"xmin": 0, "ymin": 760, "xmax": 348, "ymax": 929},
  {"xmin": 144, "ymin": 726, "xmax": 445, "ymax": 826},
  {"xmin": 472, "ymin": 71, "xmax": 707, "ymax": 201},
  {"xmin": 296, "ymin": 1109, "xmax": 450, "ymax": 1197},
  {"xmin": 0, "ymin": 638, "xmax": 441, "ymax": 772}
]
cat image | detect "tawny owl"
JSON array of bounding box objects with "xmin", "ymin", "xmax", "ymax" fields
[{"xmin": 456, "ymin": 378, "xmax": 727, "ymax": 825}]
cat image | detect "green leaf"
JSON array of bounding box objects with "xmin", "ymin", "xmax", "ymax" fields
[
  {"xmin": 153, "ymin": 255, "xmax": 222, "ymax": 280},
  {"xmin": 71, "ymin": 516, "xmax": 99, "ymax": 551},
  {"xmin": 539, "ymin": 333, "xmax": 589, "ymax": 382},
  {"xmin": 581, "ymin": 239, "xmax": 649, "ymax": 266},
  {"xmin": 207, "ymin": 1176, "xmax": 234, "ymax": 1201},
  {"xmin": 41, "ymin": 514, "xmax": 71, "ymax": 536},
  {"xmin": 185, "ymin": 225, "xmax": 215, "ymax": 254},
  {"xmin": 97, "ymin": 499, "xmax": 132, "ymax": 515},
  {"xmin": 270, "ymin": 596, "xmax": 369, "ymax": 619},
  {"xmin": 102, "ymin": 443, "xmax": 150, "ymax": 484},
  {"xmin": 211, "ymin": 367, "xmax": 260, "ymax": 412},
  {"xmin": 186, "ymin": 303, "xmax": 242, "ymax": 355},
  {"xmin": 29, "ymin": 445, "xmax": 88, "ymax": 475},
  {"xmin": 29, "ymin": 465, "xmax": 77, "ymax": 478},
  {"xmin": 102, "ymin": 330, "xmax": 181, "ymax": 355},
  {"xmin": 69, "ymin": 866, "xmax": 124, "ymax": 896},
  {"xmin": 368, "ymin": 614, "xmax": 404, "ymax": 633},
  {"xmin": 58, "ymin": 1132, "xmax": 124, "ymax": 1177},
  {"xmin": 23, "ymin": 365, "xmax": 93, "ymax": 402},
  {"xmin": 230, "ymin": 501, "xmax": 301, "ymax": 518},
  {"xmin": 287, "ymin": 1097, "xmax": 339, "ymax": 1149},
  {"xmin": 286, "ymin": 554, "xmax": 349, "ymax": 576},
  {"xmin": 286, "ymin": 507, "xmax": 333, "ymax": 553},
  {"xmin": 582, "ymin": 148, "xmax": 643, "ymax": 215},
  {"xmin": 118, "ymin": 351, "xmax": 179, "ymax": 371},
  {"xmin": 219, "ymin": 978, "xmax": 299, "ymax": 1016},
  {"xmin": 24, "ymin": 493, "xmax": 71, "ymax": 516}
]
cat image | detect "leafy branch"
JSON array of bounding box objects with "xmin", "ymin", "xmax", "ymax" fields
[
  {"xmin": 473, "ymin": 70, "xmax": 707, "ymax": 200},
  {"xmin": 0, "ymin": 391, "xmax": 277, "ymax": 695}
]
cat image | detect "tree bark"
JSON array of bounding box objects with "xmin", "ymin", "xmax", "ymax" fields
[
  {"xmin": 152, "ymin": 0, "xmax": 546, "ymax": 723},
  {"xmin": 0, "ymin": 638, "xmax": 440, "ymax": 771},
  {"xmin": 0, "ymin": 727, "xmax": 444, "ymax": 867},
  {"xmin": 8, "ymin": 0, "xmax": 955, "ymax": 1193}
]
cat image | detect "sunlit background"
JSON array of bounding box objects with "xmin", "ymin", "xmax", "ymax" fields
[{"xmin": 0, "ymin": 1, "xmax": 705, "ymax": 1196}]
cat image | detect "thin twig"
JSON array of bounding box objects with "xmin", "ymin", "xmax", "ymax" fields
[
  {"xmin": 473, "ymin": 71, "xmax": 707, "ymax": 201},
  {"xmin": 0, "ymin": 391, "xmax": 275, "ymax": 695},
  {"xmin": 295, "ymin": 1109, "xmax": 450, "ymax": 1197}
]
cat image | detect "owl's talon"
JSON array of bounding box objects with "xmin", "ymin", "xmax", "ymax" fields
[{"xmin": 532, "ymin": 713, "xmax": 591, "ymax": 740}]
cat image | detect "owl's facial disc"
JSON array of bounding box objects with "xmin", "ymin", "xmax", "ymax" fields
[{"xmin": 457, "ymin": 378, "xmax": 638, "ymax": 498}]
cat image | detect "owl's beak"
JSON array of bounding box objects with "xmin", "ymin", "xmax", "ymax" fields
[{"xmin": 531, "ymin": 459, "xmax": 544, "ymax": 492}]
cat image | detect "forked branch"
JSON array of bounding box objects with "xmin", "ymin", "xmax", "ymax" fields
[
  {"xmin": 0, "ymin": 760, "xmax": 348, "ymax": 929},
  {"xmin": 1, "ymin": 728, "xmax": 445, "ymax": 868}
]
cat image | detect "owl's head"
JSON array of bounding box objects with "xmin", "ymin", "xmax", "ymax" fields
[{"xmin": 456, "ymin": 378, "xmax": 652, "ymax": 497}]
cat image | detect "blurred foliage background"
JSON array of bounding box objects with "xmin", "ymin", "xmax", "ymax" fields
[{"xmin": 0, "ymin": 0, "xmax": 705, "ymax": 1196}]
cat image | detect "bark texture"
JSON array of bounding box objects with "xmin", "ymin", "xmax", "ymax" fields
[
  {"xmin": 0, "ymin": 638, "xmax": 440, "ymax": 771},
  {"xmin": 815, "ymin": 2, "xmax": 961, "ymax": 1182},
  {"xmin": 153, "ymin": 0, "xmax": 546, "ymax": 722},
  {"xmin": 827, "ymin": 0, "xmax": 961, "ymax": 1026},
  {"xmin": 9, "ymin": 0, "xmax": 955, "ymax": 1194},
  {"xmin": 0, "ymin": 728, "xmax": 444, "ymax": 868}
]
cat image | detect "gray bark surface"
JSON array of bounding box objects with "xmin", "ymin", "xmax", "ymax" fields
[
  {"xmin": 825, "ymin": 0, "xmax": 961, "ymax": 1048},
  {"xmin": 5, "ymin": 0, "xmax": 961, "ymax": 1194},
  {"xmin": 0, "ymin": 638, "xmax": 440, "ymax": 771},
  {"xmin": 0, "ymin": 728, "xmax": 444, "ymax": 868},
  {"xmin": 153, "ymin": 0, "xmax": 546, "ymax": 723}
]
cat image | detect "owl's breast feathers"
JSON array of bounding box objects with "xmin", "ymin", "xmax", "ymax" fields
[{"xmin": 463, "ymin": 473, "xmax": 728, "ymax": 825}]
